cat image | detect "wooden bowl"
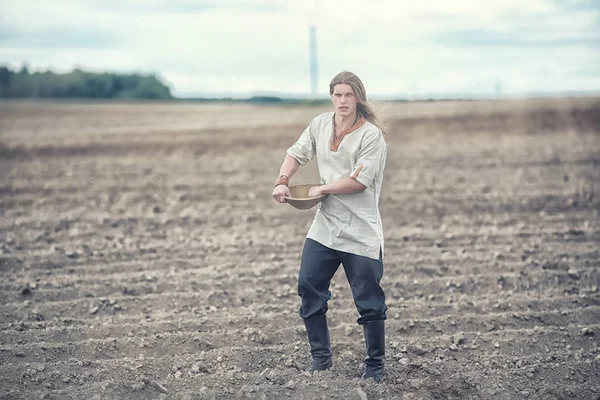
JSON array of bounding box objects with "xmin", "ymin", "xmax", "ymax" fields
[{"xmin": 285, "ymin": 184, "xmax": 326, "ymax": 210}]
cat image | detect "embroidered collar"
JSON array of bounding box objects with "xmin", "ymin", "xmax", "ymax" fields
[{"xmin": 331, "ymin": 114, "xmax": 365, "ymax": 151}]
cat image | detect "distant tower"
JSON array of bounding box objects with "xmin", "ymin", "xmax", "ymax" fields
[
  {"xmin": 495, "ymin": 80, "xmax": 503, "ymax": 97},
  {"xmin": 309, "ymin": 25, "xmax": 318, "ymax": 97}
]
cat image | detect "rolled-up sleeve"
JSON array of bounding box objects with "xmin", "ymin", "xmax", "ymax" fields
[
  {"xmin": 350, "ymin": 130, "xmax": 386, "ymax": 188},
  {"xmin": 286, "ymin": 121, "xmax": 316, "ymax": 166}
]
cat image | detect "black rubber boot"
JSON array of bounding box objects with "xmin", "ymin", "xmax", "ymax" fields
[
  {"xmin": 304, "ymin": 314, "xmax": 333, "ymax": 372},
  {"xmin": 361, "ymin": 320, "xmax": 385, "ymax": 382}
]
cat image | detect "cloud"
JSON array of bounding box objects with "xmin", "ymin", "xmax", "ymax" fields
[
  {"xmin": 432, "ymin": 29, "xmax": 600, "ymax": 48},
  {"xmin": 549, "ymin": 0, "xmax": 600, "ymax": 11},
  {"xmin": 91, "ymin": 0, "xmax": 288, "ymax": 15},
  {"xmin": 0, "ymin": 25, "xmax": 118, "ymax": 49}
]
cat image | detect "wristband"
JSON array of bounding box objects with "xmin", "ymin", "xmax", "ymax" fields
[{"xmin": 274, "ymin": 175, "xmax": 289, "ymax": 188}]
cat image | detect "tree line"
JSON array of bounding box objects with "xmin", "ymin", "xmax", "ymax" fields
[{"xmin": 0, "ymin": 65, "xmax": 173, "ymax": 100}]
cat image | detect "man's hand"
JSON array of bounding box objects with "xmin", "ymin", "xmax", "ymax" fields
[
  {"xmin": 308, "ymin": 185, "xmax": 325, "ymax": 198},
  {"xmin": 272, "ymin": 184, "xmax": 290, "ymax": 203}
]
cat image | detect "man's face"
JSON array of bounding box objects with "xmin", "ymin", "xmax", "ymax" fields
[{"xmin": 331, "ymin": 84, "xmax": 357, "ymax": 118}]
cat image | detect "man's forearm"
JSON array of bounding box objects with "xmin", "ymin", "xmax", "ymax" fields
[
  {"xmin": 320, "ymin": 176, "xmax": 366, "ymax": 195},
  {"xmin": 279, "ymin": 154, "xmax": 301, "ymax": 180}
]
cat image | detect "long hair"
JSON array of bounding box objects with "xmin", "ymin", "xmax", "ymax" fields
[{"xmin": 329, "ymin": 71, "xmax": 386, "ymax": 135}]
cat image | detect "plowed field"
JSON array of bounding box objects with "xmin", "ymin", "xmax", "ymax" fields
[{"xmin": 1, "ymin": 98, "xmax": 599, "ymax": 399}]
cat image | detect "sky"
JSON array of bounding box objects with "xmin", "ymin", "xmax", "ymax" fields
[{"xmin": 0, "ymin": 0, "xmax": 599, "ymax": 98}]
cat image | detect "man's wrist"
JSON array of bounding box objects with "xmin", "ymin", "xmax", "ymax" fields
[{"xmin": 274, "ymin": 175, "xmax": 289, "ymax": 188}]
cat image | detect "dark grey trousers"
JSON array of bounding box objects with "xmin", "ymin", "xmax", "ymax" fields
[{"xmin": 297, "ymin": 238, "xmax": 387, "ymax": 325}]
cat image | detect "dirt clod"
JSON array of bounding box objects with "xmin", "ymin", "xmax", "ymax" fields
[
  {"xmin": 141, "ymin": 378, "xmax": 168, "ymax": 394},
  {"xmin": 284, "ymin": 380, "xmax": 296, "ymax": 390}
]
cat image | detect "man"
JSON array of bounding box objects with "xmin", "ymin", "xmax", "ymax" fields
[{"xmin": 272, "ymin": 71, "xmax": 388, "ymax": 382}]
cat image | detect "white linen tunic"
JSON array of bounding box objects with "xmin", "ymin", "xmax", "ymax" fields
[{"xmin": 286, "ymin": 112, "xmax": 387, "ymax": 260}]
